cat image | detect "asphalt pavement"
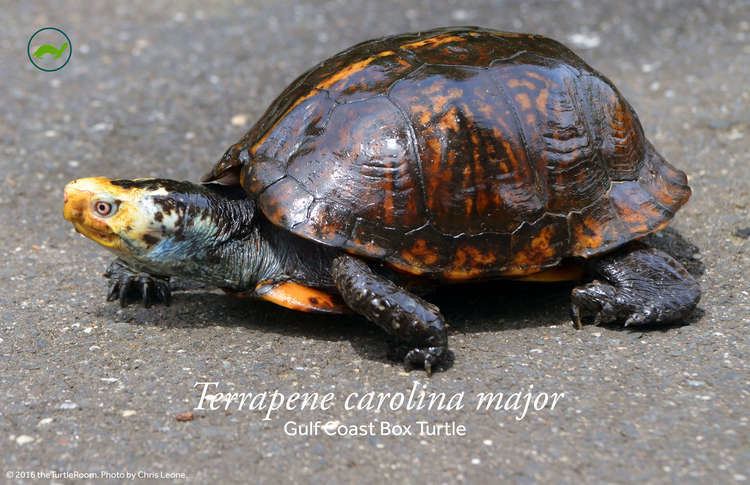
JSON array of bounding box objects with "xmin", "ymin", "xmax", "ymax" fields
[{"xmin": 1, "ymin": 0, "xmax": 748, "ymax": 483}]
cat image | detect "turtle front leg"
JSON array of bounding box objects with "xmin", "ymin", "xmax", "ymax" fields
[
  {"xmin": 570, "ymin": 246, "xmax": 700, "ymax": 328},
  {"xmin": 104, "ymin": 259, "xmax": 171, "ymax": 308},
  {"xmin": 331, "ymin": 255, "xmax": 449, "ymax": 374}
]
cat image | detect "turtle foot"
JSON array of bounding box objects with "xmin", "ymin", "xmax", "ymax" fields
[
  {"xmin": 570, "ymin": 247, "xmax": 700, "ymax": 328},
  {"xmin": 104, "ymin": 259, "xmax": 171, "ymax": 308}
]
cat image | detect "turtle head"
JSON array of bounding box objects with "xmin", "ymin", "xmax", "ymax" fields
[
  {"xmin": 63, "ymin": 177, "xmax": 253, "ymax": 274},
  {"xmin": 64, "ymin": 177, "xmax": 155, "ymax": 254}
]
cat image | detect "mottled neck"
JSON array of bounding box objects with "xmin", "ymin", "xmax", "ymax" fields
[
  {"xmin": 140, "ymin": 185, "xmax": 275, "ymax": 290},
  {"xmin": 132, "ymin": 182, "xmax": 336, "ymax": 292}
]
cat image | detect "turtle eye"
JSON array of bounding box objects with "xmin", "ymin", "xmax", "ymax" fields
[{"xmin": 94, "ymin": 200, "xmax": 116, "ymax": 217}]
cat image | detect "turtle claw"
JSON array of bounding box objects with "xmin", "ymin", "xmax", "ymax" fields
[
  {"xmin": 571, "ymin": 302, "xmax": 583, "ymax": 329},
  {"xmin": 156, "ymin": 281, "xmax": 171, "ymax": 306},
  {"xmin": 104, "ymin": 259, "xmax": 171, "ymax": 308},
  {"xmin": 140, "ymin": 278, "xmax": 153, "ymax": 308},
  {"xmin": 106, "ymin": 279, "xmax": 120, "ymax": 302},
  {"xmin": 570, "ymin": 300, "xmax": 602, "ymax": 329},
  {"xmin": 400, "ymin": 346, "xmax": 449, "ymax": 376}
]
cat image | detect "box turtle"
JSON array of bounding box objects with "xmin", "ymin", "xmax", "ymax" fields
[{"xmin": 63, "ymin": 27, "xmax": 700, "ymax": 373}]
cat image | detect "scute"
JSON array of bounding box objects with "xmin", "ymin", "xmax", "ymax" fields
[
  {"xmin": 203, "ymin": 27, "xmax": 692, "ymax": 280},
  {"xmin": 263, "ymin": 96, "xmax": 426, "ymax": 246}
]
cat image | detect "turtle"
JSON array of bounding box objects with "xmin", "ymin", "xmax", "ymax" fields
[{"xmin": 63, "ymin": 27, "xmax": 701, "ymax": 373}]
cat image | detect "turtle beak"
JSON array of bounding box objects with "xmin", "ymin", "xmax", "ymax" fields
[{"xmin": 63, "ymin": 179, "xmax": 87, "ymax": 223}]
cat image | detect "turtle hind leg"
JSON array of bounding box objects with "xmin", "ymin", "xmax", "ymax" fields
[
  {"xmin": 331, "ymin": 254, "xmax": 450, "ymax": 374},
  {"xmin": 104, "ymin": 259, "xmax": 171, "ymax": 308},
  {"xmin": 570, "ymin": 246, "xmax": 701, "ymax": 328}
]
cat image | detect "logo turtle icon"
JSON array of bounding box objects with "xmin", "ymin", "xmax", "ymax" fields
[
  {"xmin": 27, "ymin": 27, "xmax": 72, "ymax": 72},
  {"xmin": 33, "ymin": 42, "xmax": 68, "ymax": 59}
]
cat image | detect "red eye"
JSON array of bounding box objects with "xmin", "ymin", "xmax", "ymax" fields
[{"xmin": 94, "ymin": 201, "xmax": 113, "ymax": 216}]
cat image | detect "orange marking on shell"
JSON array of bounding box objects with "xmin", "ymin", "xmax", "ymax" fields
[
  {"xmin": 400, "ymin": 34, "xmax": 466, "ymax": 50},
  {"xmin": 354, "ymin": 240, "xmax": 387, "ymax": 258},
  {"xmin": 617, "ymin": 206, "xmax": 650, "ymax": 233},
  {"xmin": 492, "ymin": 31, "xmax": 528, "ymax": 39},
  {"xmin": 511, "ymin": 226, "xmax": 557, "ymax": 270},
  {"xmin": 425, "ymin": 137, "xmax": 442, "ymax": 164},
  {"xmin": 475, "ymin": 190, "xmax": 490, "ymax": 217},
  {"xmin": 500, "ymin": 265, "xmax": 535, "ymax": 277},
  {"xmin": 535, "ymin": 88, "xmax": 549, "ymax": 112},
  {"xmin": 432, "ymin": 95, "xmax": 450, "ymax": 113},
  {"xmin": 464, "ymin": 195, "xmax": 474, "ymax": 216},
  {"xmin": 501, "ymin": 140, "xmax": 519, "ymax": 169},
  {"xmin": 387, "ymin": 259, "xmax": 425, "ymax": 276},
  {"xmin": 443, "ymin": 245, "xmax": 497, "ymax": 281},
  {"xmin": 573, "ymin": 216, "xmax": 604, "ymax": 252},
  {"xmin": 478, "ymin": 102, "xmax": 496, "ymax": 119},
  {"xmin": 405, "ymin": 196, "xmax": 418, "ymax": 216},
  {"xmin": 424, "ymin": 81, "xmax": 446, "ymax": 95},
  {"xmin": 507, "ymin": 78, "xmax": 536, "ymax": 90},
  {"xmin": 315, "ymin": 51, "xmax": 395, "ymax": 91},
  {"xmin": 442, "ymin": 268, "xmax": 484, "ymax": 280},
  {"xmin": 318, "ymin": 223, "xmax": 340, "ymax": 241},
  {"xmin": 515, "ymin": 93, "xmax": 532, "ymax": 110},
  {"xmin": 401, "ymin": 239, "xmax": 439, "ymax": 267},
  {"xmin": 451, "ymin": 245, "xmax": 468, "ymax": 268},
  {"xmin": 525, "ymin": 70, "xmax": 547, "ymax": 81},
  {"xmin": 444, "ymin": 149, "xmax": 458, "ymax": 175},
  {"xmin": 463, "ymin": 245, "xmax": 497, "ymax": 265},
  {"xmin": 383, "ymin": 199, "xmax": 395, "ymax": 225},
  {"xmin": 382, "ymin": 163, "xmax": 395, "ymax": 225},
  {"xmin": 256, "ymin": 281, "xmax": 347, "ymax": 313},
  {"xmin": 419, "ymin": 109, "xmax": 432, "ymax": 125},
  {"xmin": 440, "ymin": 107, "xmax": 461, "ymax": 132},
  {"xmin": 652, "ymin": 181, "xmax": 687, "ymax": 208},
  {"xmin": 470, "ymin": 131, "xmax": 482, "ymax": 161},
  {"xmin": 433, "ymin": 88, "xmax": 463, "ymax": 113},
  {"xmin": 466, "ymin": 131, "xmax": 488, "ymax": 215}
]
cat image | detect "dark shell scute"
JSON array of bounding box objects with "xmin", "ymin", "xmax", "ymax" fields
[{"xmin": 259, "ymin": 96, "xmax": 426, "ymax": 246}]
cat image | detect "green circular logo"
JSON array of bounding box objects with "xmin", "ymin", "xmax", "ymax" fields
[{"xmin": 27, "ymin": 27, "xmax": 72, "ymax": 72}]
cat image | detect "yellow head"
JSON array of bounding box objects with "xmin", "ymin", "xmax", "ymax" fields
[{"xmin": 64, "ymin": 177, "xmax": 157, "ymax": 254}]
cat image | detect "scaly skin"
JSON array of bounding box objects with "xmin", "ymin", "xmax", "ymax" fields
[{"xmin": 571, "ymin": 246, "xmax": 701, "ymax": 328}]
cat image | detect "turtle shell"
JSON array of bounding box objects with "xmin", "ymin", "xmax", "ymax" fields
[{"xmin": 203, "ymin": 27, "xmax": 691, "ymax": 280}]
